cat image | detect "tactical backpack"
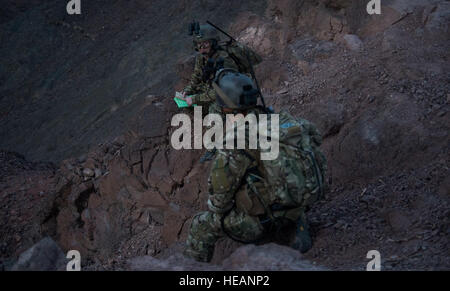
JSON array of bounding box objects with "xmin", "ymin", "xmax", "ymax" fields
[
  {"xmin": 257, "ymin": 110, "xmax": 327, "ymax": 209},
  {"xmin": 222, "ymin": 42, "xmax": 262, "ymax": 75}
]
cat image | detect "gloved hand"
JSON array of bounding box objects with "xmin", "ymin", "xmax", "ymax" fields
[{"xmin": 186, "ymin": 96, "xmax": 193, "ymax": 106}]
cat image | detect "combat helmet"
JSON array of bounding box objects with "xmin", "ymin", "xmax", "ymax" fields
[
  {"xmin": 189, "ymin": 22, "xmax": 221, "ymax": 50},
  {"xmin": 212, "ymin": 69, "xmax": 260, "ymax": 109}
]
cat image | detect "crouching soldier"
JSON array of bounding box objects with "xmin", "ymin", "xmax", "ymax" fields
[
  {"xmin": 181, "ymin": 22, "xmax": 262, "ymax": 110},
  {"xmin": 179, "ymin": 22, "xmax": 262, "ymax": 162},
  {"xmin": 184, "ymin": 69, "xmax": 327, "ymax": 262}
]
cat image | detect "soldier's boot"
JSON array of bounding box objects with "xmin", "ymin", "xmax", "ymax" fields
[
  {"xmin": 200, "ymin": 148, "xmax": 217, "ymax": 163},
  {"xmin": 291, "ymin": 213, "xmax": 312, "ymax": 253},
  {"xmin": 183, "ymin": 212, "xmax": 219, "ymax": 262}
]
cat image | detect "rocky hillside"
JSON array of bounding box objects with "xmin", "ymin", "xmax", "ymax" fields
[
  {"xmin": 0, "ymin": 0, "xmax": 266, "ymax": 163},
  {"xmin": 0, "ymin": 0, "xmax": 449, "ymax": 270}
]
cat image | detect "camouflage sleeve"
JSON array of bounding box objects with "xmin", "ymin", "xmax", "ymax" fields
[
  {"xmin": 207, "ymin": 150, "xmax": 253, "ymax": 214},
  {"xmin": 191, "ymin": 86, "xmax": 216, "ymax": 106},
  {"xmin": 184, "ymin": 55, "xmax": 204, "ymax": 95},
  {"xmin": 298, "ymin": 118, "xmax": 323, "ymax": 146}
]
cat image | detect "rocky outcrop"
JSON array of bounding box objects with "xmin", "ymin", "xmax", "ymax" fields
[
  {"xmin": 11, "ymin": 237, "xmax": 66, "ymax": 271},
  {"xmin": 49, "ymin": 96, "xmax": 212, "ymax": 264}
]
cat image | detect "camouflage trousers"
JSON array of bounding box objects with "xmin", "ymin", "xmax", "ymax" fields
[{"xmin": 184, "ymin": 207, "xmax": 305, "ymax": 262}]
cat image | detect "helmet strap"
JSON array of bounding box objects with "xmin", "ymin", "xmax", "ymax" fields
[{"xmin": 212, "ymin": 82, "xmax": 237, "ymax": 109}]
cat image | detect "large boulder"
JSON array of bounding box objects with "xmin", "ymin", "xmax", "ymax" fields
[
  {"xmin": 11, "ymin": 237, "xmax": 66, "ymax": 271},
  {"xmin": 343, "ymin": 34, "xmax": 363, "ymax": 51}
]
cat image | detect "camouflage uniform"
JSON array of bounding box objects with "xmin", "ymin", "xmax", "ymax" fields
[
  {"xmin": 184, "ymin": 108, "xmax": 314, "ymax": 262},
  {"xmin": 184, "ymin": 44, "xmax": 262, "ymax": 114}
]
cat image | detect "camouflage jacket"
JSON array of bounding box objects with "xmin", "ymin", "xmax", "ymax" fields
[{"xmin": 184, "ymin": 44, "xmax": 262, "ymax": 106}]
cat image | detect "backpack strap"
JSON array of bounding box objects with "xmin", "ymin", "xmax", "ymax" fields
[
  {"xmin": 212, "ymin": 82, "xmax": 238, "ymax": 108},
  {"xmin": 301, "ymin": 149, "xmax": 325, "ymax": 200}
]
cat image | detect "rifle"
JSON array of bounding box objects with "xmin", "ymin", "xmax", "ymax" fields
[{"xmin": 206, "ymin": 20, "xmax": 268, "ymax": 111}]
